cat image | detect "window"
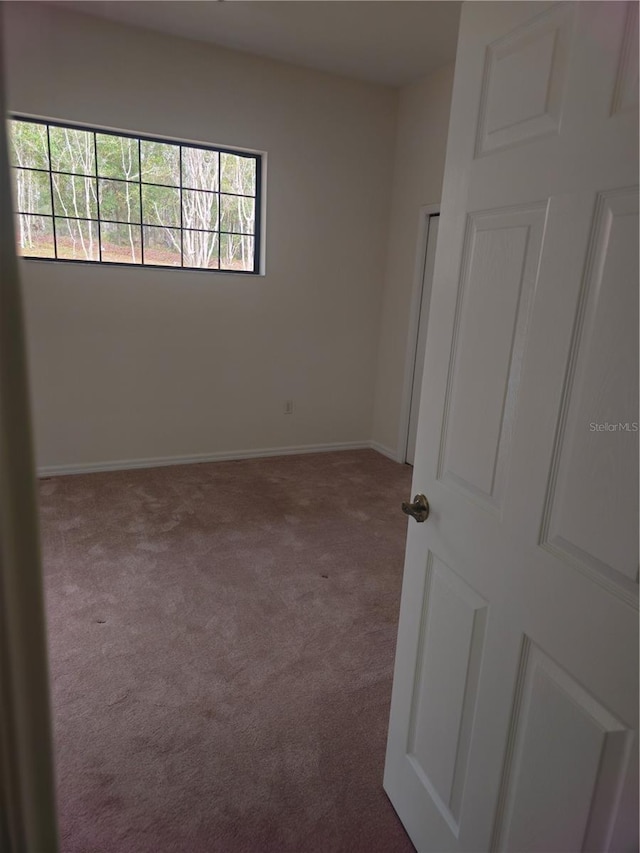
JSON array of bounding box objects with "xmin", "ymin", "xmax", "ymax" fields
[{"xmin": 9, "ymin": 117, "xmax": 262, "ymax": 273}]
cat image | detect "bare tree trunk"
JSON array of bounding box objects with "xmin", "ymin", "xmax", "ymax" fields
[
  {"xmin": 62, "ymin": 131, "xmax": 88, "ymax": 258},
  {"xmin": 120, "ymin": 140, "xmax": 137, "ymax": 262},
  {"xmin": 83, "ymin": 134, "xmax": 94, "ymax": 258},
  {"xmin": 15, "ymin": 170, "xmax": 28, "ymax": 249},
  {"xmin": 124, "ymin": 184, "xmax": 136, "ymax": 262}
]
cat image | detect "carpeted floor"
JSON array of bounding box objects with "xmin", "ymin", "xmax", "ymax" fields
[{"xmin": 39, "ymin": 449, "xmax": 415, "ymax": 852}]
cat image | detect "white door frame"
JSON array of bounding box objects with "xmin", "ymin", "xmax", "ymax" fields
[
  {"xmin": 396, "ymin": 203, "xmax": 440, "ymax": 464},
  {"xmin": 0, "ymin": 10, "xmax": 59, "ymax": 849}
]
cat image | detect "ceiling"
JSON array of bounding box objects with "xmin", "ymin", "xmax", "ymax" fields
[{"xmin": 55, "ymin": 1, "xmax": 462, "ymax": 86}]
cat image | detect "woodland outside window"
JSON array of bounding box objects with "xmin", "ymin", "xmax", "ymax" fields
[{"xmin": 9, "ymin": 117, "xmax": 262, "ymax": 274}]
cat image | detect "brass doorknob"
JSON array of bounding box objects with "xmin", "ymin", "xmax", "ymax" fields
[{"xmin": 402, "ymin": 494, "xmax": 430, "ymax": 523}]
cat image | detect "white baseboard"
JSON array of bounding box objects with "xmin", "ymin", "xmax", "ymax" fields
[
  {"xmin": 37, "ymin": 440, "xmax": 380, "ymax": 478},
  {"xmin": 369, "ymin": 440, "xmax": 402, "ymax": 463}
]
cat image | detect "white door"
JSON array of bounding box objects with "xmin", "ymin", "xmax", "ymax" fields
[
  {"xmin": 407, "ymin": 214, "xmax": 439, "ymax": 466},
  {"xmin": 385, "ymin": 3, "xmax": 639, "ymax": 851}
]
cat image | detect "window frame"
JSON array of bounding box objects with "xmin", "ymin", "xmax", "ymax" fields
[{"xmin": 9, "ymin": 115, "xmax": 263, "ymax": 275}]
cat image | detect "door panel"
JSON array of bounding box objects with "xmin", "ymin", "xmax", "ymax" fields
[
  {"xmin": 610, "ymin": 2, "xmax": 638, "ymax": 116},
  {"xmin": 385, "ymin": 3, "xmax": 638, "ymax": 851},
  {"xmin": 440, "ymin": 204, "xmax": 546, "ymax": 512},
  {"xmin": 476, "ymin": 3, "xmax": 573, "ymax": 156},
  {"xmin": 407, "ymin": 555, "xmax": 487, "ymax": 833},
  {"xmin": 541, "ymin": 188, "xmax": 639, "ymax": 596},
  {"xmin": 492, "ymin": 640, "xmax": 633, "ymax": 853}
]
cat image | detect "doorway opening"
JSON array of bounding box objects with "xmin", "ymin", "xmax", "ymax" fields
[{"xmin": 405, "ymin": 211, "xmax": 439, "ymax": 465}]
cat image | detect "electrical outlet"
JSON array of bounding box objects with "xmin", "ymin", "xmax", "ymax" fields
[{"xmin": 284, "ymin": 400, "xmax": 294, "ymax": 415}]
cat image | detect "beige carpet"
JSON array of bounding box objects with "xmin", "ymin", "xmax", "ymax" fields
[{"xmin": 39, "ymin": 449, "xmax": 415, "ymax": 852}]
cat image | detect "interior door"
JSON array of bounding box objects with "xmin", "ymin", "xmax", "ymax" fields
[
  {"xmin": 407, "ymin": 214, "xmax": 439, "ymax": 466},
  {"xmin": 384, "ymin": 3, "xmax": 639, "ymax": 851}
]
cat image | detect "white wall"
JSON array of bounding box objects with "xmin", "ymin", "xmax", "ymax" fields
[
  {"xmin": 371, "ymin": 64, "xmax": 455, "ymax": 459},
  {"xmin": 3, "ymin": 3, "xmax": 397, "ymax": 471}
]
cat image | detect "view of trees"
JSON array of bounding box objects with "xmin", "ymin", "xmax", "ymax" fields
[{"xmin": 9, "ymin": 119, "xmax": 258, "ymax": 271}]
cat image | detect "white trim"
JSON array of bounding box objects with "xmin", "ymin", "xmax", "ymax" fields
[
  {"xmin": 369, "ymin": 440, "xmax": 402, "ymax": 462},
  {"xmin": 37, "ymin": 441, "xmax": 376, "ymax": 478},
  {"xmin": 396, "ymin": 204, "xmax": 440, "ymax": 464},
  {"xmin": 37, "ymin": 440, "xmax": 406, "ymax": 478}
]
